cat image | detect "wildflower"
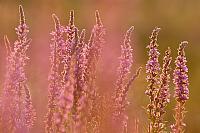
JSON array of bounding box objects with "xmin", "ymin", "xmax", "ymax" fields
[
  {"xmin": 115, "ymin": 26, "xmax": 134, "ymax": 102},
  {"xmin": 85, "ymin": 10, "xmax": 105, "ymax": 87},
  {"xmin": 145, "ymin": 27, "xmax": 161, "ymax": 133},
  {"xmin": 113, "ymin": 26, "xmax": 141, "ymax": 132},
  {"xmin": 56, "ymin": 78, "xmax": 75, "ymax": 132},
  {"xmin": 171, "ymin": 41, "xmax": 189, "ymax": 133},
  {"xmin": 0, "ymin": 5, "xmax": 35, "ymax": 132},
  {"xmin": 158, "ymin": 47, "xmax": 171, "ymax": 107},
  {"xmin": 62, "ymin": 10, "xmax": 77, "ymax": 82},
  {"xmin": 45, "ymin": 14, "xmax": 64, "ymax": 133},
  {"xmin": 92, "ymin": 10, "xmax": 106, "ymax": 60},
  {"xmin": 73, "ymin": 29, "xmax": 88, "ymax": 132},
  {"xmin": 154, "ymin": 47, "xmax": 172, "ymax": 132},
  {"xmin": 84, "ymin": 11, "xmax": 106, "ymax": 133},
  {"xmin": 24, "ymin": 84, "xmax": 36, "ymax": 129}
]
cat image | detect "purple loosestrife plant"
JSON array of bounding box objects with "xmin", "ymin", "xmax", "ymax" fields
[
  {"xmin": 62, "ymin": 10, "xmax": 77, "ymax": 82},
  {"xmin": 46, "ymin": 11, "xmax": 88, "ymax": 133},
  {"xmin": 85, "ymin": 32, "xmax": 103, "ymax": 133},
  {"xmin": 145, "ymin": 27, "xmax": 162, "ymax": 133},
  {"xmin": 72, "ymin": 29, "xmax": 88, "ymax": 132},
  {"xmin": 59, "ymin": 11, "xmax": 78, "ymax": 132},
  {"xmin": 62, "ymin": 12, "xmax": 88, "ymax": 131},
  {"xmin": 56, "ymin": 78, "xmax": 75, "ymax": 133},
  {"xmin": 115, "ymin": 27, "xmax": 134, "ymax": 102},
  {"xmin": 154, "ymin": 47, "xmax": 172, "ymax": 132},
  {"xmin": 0, "ymin": 5, "xmax": 36, "ymax": 133},
  {"xmin": 171, "ymin": 41, "xmax": 189, "ymax": 133},
  {"xmin": 113, "ymin": 26, "xmax": 141, "ymax": 132},
  {"xmin": 84, "ymin": 11, "xmax": 106, "ymax": 133},
  {"xmin": 45, "ymin": 14, "xmax": 65, "ymax": 132},
  {"xmin": 85, "ymin": 10, "xmax": 105, "ymax": 89},
  {"xmin": 46, "ymin": 13, "xmax": 77, "ymax": 133},
  {"xmin": 91, "ymin": 10, "xmax": 106, "ymax": 61}
]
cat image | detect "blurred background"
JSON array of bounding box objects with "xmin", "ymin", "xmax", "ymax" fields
[{"xmin": 0, "ymin": 0, "xmax": 199, "ymax": 132}]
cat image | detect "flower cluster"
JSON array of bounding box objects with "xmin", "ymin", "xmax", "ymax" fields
[
  {"xmin": 0, "ymin": 5, "xmax": 36, "ymax": 132},
  {"xmin": 113, "ymin": 26, "xmax": 141, "ymax": 132},
  {"xmin": 145, "ymin": 27, "xmax": 162, "ymax": 133},
  {"xmin": 154, "ymin": 47, "xmax": 172, "ymax": 132},
  {"xmin": 45, "ymin": 14, "xmax": 65, "ymax": 133},
  {"xmin": 171, "ymin": 41, "xmax": 189, "ymax": 133},
  {"xmin": 0, "ymin": 5, "xmax": 191, "ymax": 133},
  {"xmin": 145, "ymin": 27, "xmax": 173, "ymax": 133},
  {"xmin": 84, "ymin": 11, "xmax": 106, "ymax": 133},
  {"xmin": 145, "ymin": 27, "xmax": 190, "ymax": 133},
  {"xmin": 46, "ymin": 10, "xmax": 106, "ymax": 133},
  {"xmin": 173, "ymin": 41, "xmax": 189, "ymax": 102}
]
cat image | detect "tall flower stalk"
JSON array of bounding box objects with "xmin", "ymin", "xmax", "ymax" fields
[
  {"xmin": 0, "ymin": 5, "xmax": 36, "ymax": 133},
  {"xmin": 72, "ymin": 29, "xmax": 88, "ymax": 132},
  {"xmin": 171, "ymin": 41, "xmax": 189, "ymax": 133},
  {"xmin": 45, "ymin": 14, "xmax": 65, "ymax": 132},
  {"xmin": 62, "ymin": 10, "xmax": 77, "ymax": 82},
  {"xmin": 85, "ymin": 11, "xmax": 106, "ymax": 133},
  {"xmin": 154, "ymin": 47, "xmax": 172, "ymax": 132},
  {"xmin": 46, "ymin": 11, "xmax": 88, "ymax": 133},
  {"xmin": 145, "ymin": 27, "xmax": 161, "ymax": 133},
  {"xmin": 113, "ymin": 26, "xmax": 141, "ymax": 132}
]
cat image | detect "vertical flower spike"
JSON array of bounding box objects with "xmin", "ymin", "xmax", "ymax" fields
[
  {"xmin": 114, "ymin": 26, "xmax": 134, "ymax": 111},
  {"xmin": 159, "ymin": 47, "xmax": 171, "ymax": 105},
  {"xmin": 45, "ymin": 14, "xmax": 64, "ymax": 133},
  {"xmin": 16, "ymin": 5, "xmax": 32, "ymax": 54},
  {"xmin": 171, "ymin": 41, "xmax": 189, "ymax": 133},
  {"xmin": 145, "ymin": 27, "xmax": 161, "ymax": 133},
  {"xmin": 72, "ymin": 29, "xmax": 89, "ymax": 133},
  {"xmin": 115, "ymin": 26, "xmax": 134, "ymax": 98},
  {"xmin": 56, "ymin": 78, "xmax": 75, "ymax": 133},
  {"xmin": 92, "ymin": 10, "xmax": 105, "ymax": 60},
  {"xmin": 67, "ymin": 10, "xmax": 76, "ymax": 52},
  {"xmin": 113, "ymin": 26, "xmax": 141, "ymax": 132},
  {"xmin": 74, "ymin": 29, "xmax": 86, "ymax": 95},
  {"xmin": 67, "ymin": 10, "xmax": 75, "ymax": 46},
  {"xmin": 24, "ymin": 85, "xmax": 36, "ymax": 130},
  {"xmin": 62, "ymin": 10, "xmax": 77, "ymax": 82},
  {"xmin": 0, "ymin": 5, "xmax": 35, "ymax": 132},
  {"xmin": 84, "ymin": 11, "xmax": 105, "ymax": 133},
  {"xmin": 84, "ymin": 11, "xmax": 104, "ymax": 85},
  {"xmin": 85, "ymin": 32, "xmax": 95, "ymax": 80},
  {"xmin": 153, "ymin": 47, "xmax": 172, "ymax": 132}
]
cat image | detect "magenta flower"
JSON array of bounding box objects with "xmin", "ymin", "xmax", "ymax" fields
[
  {"xmin": 173, "ymin": 41, "xmax": 189, "ymax": 102},
  {"xmin": 73, "ymin": 29, "xmax": 88, "ymax": 132},
  {"xmin": 114, "ymin": 27, "xmax": 134, "ymax": 118},
  {"xmin": 45, "ymin": 14, "xmax": 64, "ymax": 132},
  {"xmin": 83, "ymin": 11, "xmax": 106, "ymax": 133},
  {"xmin": 154, "ymin": 47, "xmax": 172, "ymax": 132},
  {"xmin": 145, "ymin": 27, "xmax": 161, "ymax": 132},
  {"xmin": 171, "ymin": 41, "xmax": 189, "ymax": 133},
  {"xmin": 158, "ymin": 47, "xmax": 172, "ymax": 106},
  {"xmin": 158, "ymin": 47, "xmax": 171, "ymax": 109},
  {"xmin": 0, "ymin": 5, "xmax": 36, "ymax": 132},
  {"xmin": 62, "ymin": 10, "xmax": 77, "ymax": 82},
  {"xmin": 113, "ymin": 26, "xmax": 141, "ymax": 132}
]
